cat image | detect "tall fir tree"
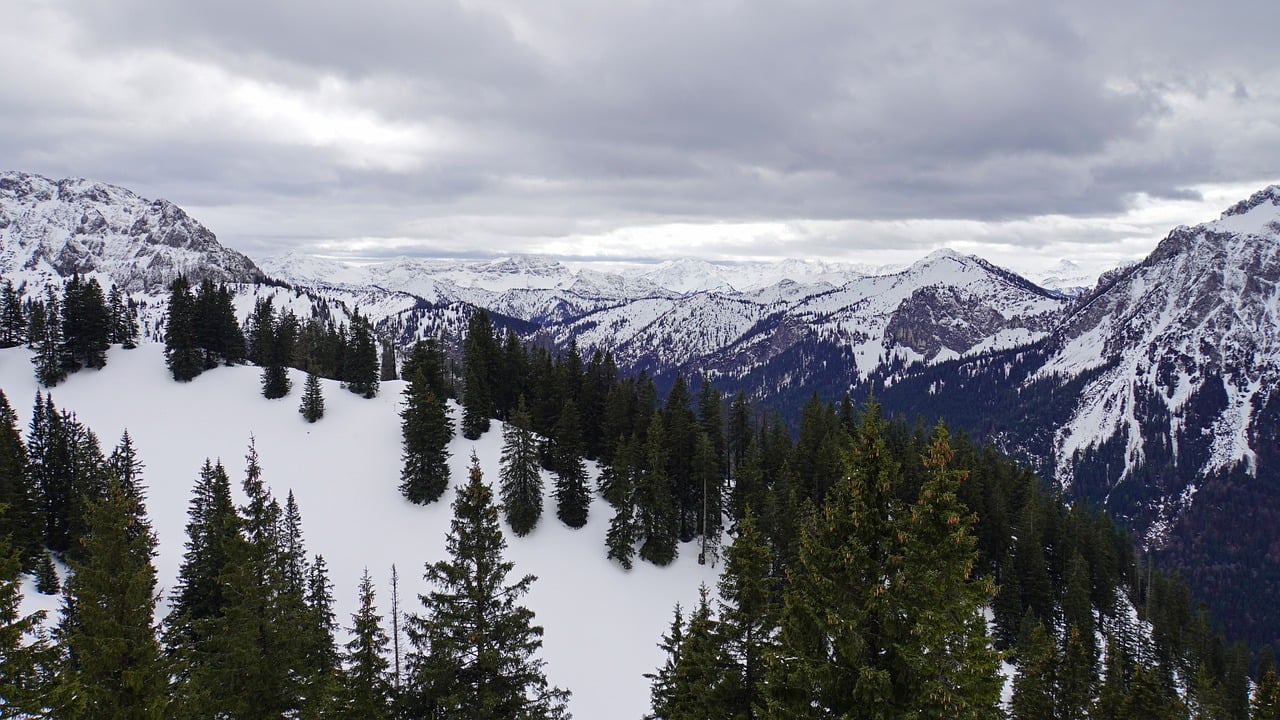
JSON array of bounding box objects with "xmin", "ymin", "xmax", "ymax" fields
[
  {"xmin": 461, "ymin": 309, "xmax": 497, "ymax": 439},
  {"xmin": 715, "ymin": 508, "xmax": 775, "ymax": 720},
  {"xmin": 404, "ymin": 455, "xmax": 570, "ymax": 719},
  {"xmin": 380, "ymin": 339, "xmax": 398, "ymax": 381},
  {"xmin": 0, "ymin": 390, "xmax": 41, "ymax": 568},
  {"xmin": 647, "ymin": 585, "xmax": 728, "ymax": 720},
  {"xmin": 56, "ymin": 477, "xmax": 167, "ymax": 720},
  {"xmin": 645, "ymin": 605, "xmax": 685, "ymax": 720},
  {"xmin": 0, "ymin": 278, "xmax": 27, "ymax": 348},
  {"xmin": 1010, "ymin": 612, "xmax": 1057, "ymax": 720},
  {"xmin": 300, "ymin": 371, "xmax": 325, "ymax": 423},
  {"xmin": 636, "ymin": 414, "xmax": 678, "ymax": 566},
  {"xmin": 344, "ymin": 309, "xmax": 380, "ymax": 398},
  {"xmin": 499, "ymin": 398, "xmax": 543, "ymax": 536},
  {"xmin": 399, "ymin": 366, "xmax": 454, "ymax": 505},
  {"xmin": 59, "ymin": 274, "xmax": 110, "ymax": 372},
  {"xmin": 1253, "ymin": 667, "xmax": 1280, "ymax": 720},
  {"xmin": 34, "ymin": 285, "xmax": 67, "ymax": 387},
  {"xmin": 341, "ymin": 568, "xmax": 393, "ymax": 720},
  {"xmin": 163, "ymin": 276, "xmax": 202, "ymax": 382},
  {"xmin": 552, "ymin": 398, "xmax": 590, "ymax": 529},
  {"xmin": 0, "ymin": 521, "xmax": 53, "ymax": 717}
]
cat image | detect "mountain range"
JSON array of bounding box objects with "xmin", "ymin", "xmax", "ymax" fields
[{"xmin": 3, "ymin": 169, "xmax": 1278, "ymax": 648}]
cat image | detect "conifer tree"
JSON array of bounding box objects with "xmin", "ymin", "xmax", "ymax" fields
[
  {"xmin": 604, "ymin": 438, "xmax": 638, "ymax": 569},
  {"xmin": 35, "ymin": 550, "xmax": 60, "ymax": 595},
  {"xmin": 499, "ymin": 398, "xmax": 543, "ymax": 536},
  {"xmin": 300, "ymin": 554, "xmax": 340, "ymax": 718},
  {"xmin": 1, "ymin": 522, "xmax": 53, "ymax": 717},
  {"xmin": 341, "ymin": 568, "xmax": 393, "ymax": 720},
  {"xmin": 300, "ymin": 371, "xmax": 325, "ymax": 423},
  {"xmin": 636, "ymin": 414, "xmax": 678, "ymax": 566},
  {"xmin": 380, "ymin": 339, "xmax": 398, "ymax": 382},
  {"xmin": 0, "ymin": 279, "xmax": 27, "ymax": 347},
  {"xmin": 404, "ymin": 455, "xmax": 570, "ymax": 719},
  {"xmin": 651, "ymin": 586, "xmax": 728, "ymax": 720},
  {"xmin": 645, "ymin": 605, "xmax": 684, "ymax": 720},
  {"xmin": 60, "ymin": 274, "xmax": 110, "ymax": 372},
  {"xmin": 0, "ymin": 390, "xmax": 40, "ymax": 568},
  {"xmin": 461, "ymin": 309, "xmax": 497, "ymax": 438},
  {"xmin": 715, "ymin": 509, "xmax": 775, "ymax": 720},
  {"xmin": 344, "ymin": 309, "xmax": 380, "ymax": 398},
  {"xmin": 167, "ymin": 460, "xmax": 239, "ymax": 643},
  {"xmin": 399, "ymin": 365, "xmax": 453, "ymax": 504},
  {"xmin": 552, "ymin": 398, "xmax": 590, "ymax": 529},
  {"xmin": 1010, "ymin": 612, "xmax": 1057, "ymax": 720},
  {"xmin": 164, "ymin": 276, "xmax": 202, "ymax": 382},
  {"xmin": 1253, "ymin": 667, "xmax": 1280, "ymax": 720},
  {"xmin": 34, "ymin": 285, "xmax": 67, "ymax": 387},
  {"xmin": 57, "ymin": 477, "xmax": 167, "ymax": 719}
]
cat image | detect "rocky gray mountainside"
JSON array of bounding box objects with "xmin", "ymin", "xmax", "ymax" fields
[{"xmin": 0, "ymin": 170, "xmax": 264, "ymax": 294}]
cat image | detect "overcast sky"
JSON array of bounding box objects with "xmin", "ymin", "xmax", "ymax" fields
[{"xmin": 3, "ymin": 0, "xmax": 1277, "ymax": 277}]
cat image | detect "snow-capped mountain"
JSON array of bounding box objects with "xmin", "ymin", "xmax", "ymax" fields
[
  {"xmin": 1030, "ymin": 259, "xmax": 1099, "ymax": 298},
  {"xmin": 0, "ymin": 171, "xmax": 265, "ymax": 294}
]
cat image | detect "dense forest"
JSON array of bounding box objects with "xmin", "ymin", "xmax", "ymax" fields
[{"xmin": 2, "ymin": 282, "xmax": 1279, "ymax": 718}]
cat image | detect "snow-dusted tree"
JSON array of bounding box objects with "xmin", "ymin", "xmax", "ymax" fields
[{"xmin": 499, "ymin": 398, "xmax": 543, "ymax": 536}]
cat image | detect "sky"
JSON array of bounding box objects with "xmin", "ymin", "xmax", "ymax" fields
[{"xmin": 2, "ymin": 0, "xmax": 1278, "ymax": 279}]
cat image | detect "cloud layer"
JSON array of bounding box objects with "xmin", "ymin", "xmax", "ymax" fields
[{"xmin": 2, "ymin": 0, "xmax": 1277, "ymax": 275}]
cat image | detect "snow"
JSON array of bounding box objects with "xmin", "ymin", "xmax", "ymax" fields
[{"xmin": 3, "ymin": 343, "xmax": 718, "ymax": 719}]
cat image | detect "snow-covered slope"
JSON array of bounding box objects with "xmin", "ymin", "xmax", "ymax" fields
[
  {"xmin": 5, "ymin": 344, "xmax": 717, "ymax": 719},
  {"xmin": 1041, "ymin": 186, "xmax": 1280, "ymax": 526},
  {"xmin": 0, "ymin": 171, "xmax": 264, "ymax": 293}
]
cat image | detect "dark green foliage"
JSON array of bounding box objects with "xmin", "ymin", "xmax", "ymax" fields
[
  {"xmin": 552, "ymin": 398, "xmax": 590, "ymax": 529},
  {"xmin": 1010, "ymin": 612, "xmax": 1057, "ymax": 720},
  {"xmin": 499, "ymin": 399, "xmax": 542, "ymax": 536},
  {"xmin": 399, "ymin": 366, "xmax": 453, "ymax": 505},
  {"xmin": 164, "ymin": 276, "xmax": 203, "ymax": 382},
  {"xmin": 645, "ymin": 605, "xmax": 684, "ymax": 720},
  {"xmin": 604, "ymin": 438, "xmax": 638, "ymax": 569},
  {"xmin": 300, "ymin": 371, "xmax": 325, "ymax": 423},
  {"xmin": 0, "ymin": 279, "xmax": 27, "ymax": 347},
  {"xmin": 715, "ymin": 509, "xmax": 774, "ymax": 720},
  {"xmin": 0, "ymin": 529, "xmax": 53, "ymax": 718},
  {"xmin": 249, "ymin": 297, "xmax": 298, "ymax": 399},
  {"xmin": 646, "ymin": 586, "xmax": 727, "ymax": 720},
  {"xmin": 404, "ymin": 455, "xmax": 570, "ymax": 719},
  {"xmin": 34, "ymin": 285, "xmax": 67, "ymax": 386},
  {"xmin": 1254, "ymin": 668, "xmax": 1280, "ymax": 720},
  {"xmin": 192, "ymin": 278, "xmax": 244, "ymax": 368},
  {"xmin": 167, "ymin": 460, "xmax": 239, "ymax": 640},
  {"xmin": 28, "ymin": 393, "xmax": 109, "ymax": 558},
  {"xmin": 59, "ymin": 274, "xmax": 111, "ymax": 372},
  {"xmin": 262, "ymin": 365, "xmax": 292, "ymax": 399},
  {"xmin": 106, "ymin": 284, "xmax": 139, "ymax": 349},
  {"xmin": 344, "ymin": 309, "xmax": 380, "ymax": 398},
  {"xmin": 57, "ymin": 477, "xmax": 167, "ymax": 720},
  {"xmin": 0, "ymin": 391, "xmax": 40, "ymax": 568},
  {"xmin": 636, "ymin": 414, "xmax": 678, "ymax": 566},
  {"xmin": 341, "ymin": 569, "xmax": 392, "ymax": 720},
  {"xmin": 35, "ymin": 550, "xmax": 60, "ymax": 595},
  {"xmin": 380, "ymin": 339, "xmax": 398, "ymax": 382},
  {"xmin": 461, "ymin": 309, "xmax": 497, "ymax": 438}
]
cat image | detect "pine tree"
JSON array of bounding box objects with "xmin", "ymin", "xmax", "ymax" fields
[
  {"xmin": 604, "ymin": 439, "xmax": 638, "ymax": 569},
  {"xmin": 715, "ymin": 509, "xmax": 775, "ymax": 720},
  {"xmin": 0, "ymin": 524, "xmax": 53, "ymax": 717},
  {"xmin": 1252, "ymin": 667, "xmax": 1280, "ymax": 720},
  {"xmin": 1010, "ymin": 612, "xmax": 1057, "ymax": 720},
  {"xmin": 499, "ymin": 398, "xmax": 543, "ymax": 536},
  {"xmin": 645, "ymin": 605, "xmax": 684, "ymax": 720},
  {"xmin": 164, "ymin": 276, "xmax": 202, "ymax": 382},
  {"xmin": 60, "ymin": 275, "xmax": 110, "ymax": 371},
  {"xmin": 344, "ymin": 309, "xmax": 380, "ymax": 398},
  {"xmin": 341, "ymin": 568, "xmax": 393, "ymax": 720},
  {"xmin": 57, "ymin": 477, "xmax": 167, "ymax": 719},
  {"xmin": 461, "ymin": 309, "xmax": 497, "ymax": 438},
  {"xmin": 636, "ymin": 414, "xmax": 678, "ymax": 566},
  {"xmin": 404, "ymin": 455, "xmax": 570, "ymax": 719},
  {"xmin": 655, "ymin": 586, "xmax": 728, "ymax": 720},
  {"xmin": 35, "ymin": 550, "xmax": 60, "ymax": 595},
  {"xmin": 300, "ymin": 371, "xmax": 325, "ymax": 423},
  {"xmin": 0, "ymin": 279, "xmax": 28, "ymax": 347},
  {"xmin": 380, "ymin": 339, "xmax": 398, "ymax": 382},
  {"xmin": 167, "ymin": 460, "xmax": 239, "ymax": 641},
  {"xmin": 552, "ymin": 398, "xmax": 590, "ymax": 529},
  {"xmin": 300, "ymin": 554, "xmax": 340, "ymax": 718},
  {"xmin": 0, "ymin": 390, "xmax": 40, "ymax": 568},
  {"xmin": 34, "ymin": 285, "xmax": 67, "ymax": 386},
  {"xmin": 399, "ymin": 365, "xmax": 453, "ymax": 505}
]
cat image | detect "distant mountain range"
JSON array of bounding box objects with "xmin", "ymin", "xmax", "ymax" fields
[{"xmin": 4, "ymin": 169, "xmax": 1278, "ymax": 647}]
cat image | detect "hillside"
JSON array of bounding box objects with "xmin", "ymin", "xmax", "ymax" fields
[{"xmin": 4, "ymin": 343, "xmax": 717, "ymax": 719}]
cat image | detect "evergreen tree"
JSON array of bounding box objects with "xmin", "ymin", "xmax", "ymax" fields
[
  {"xmin": 164, "ymin": 276, "xmax": 202, "ymax": 382},
  {"xmin": 0, "ymin": 390, "xmax": 40, "ymax": 568},
  {"xmin": 167, "ymin": 460, "xmax": 239, "ymax": 640},
  {"xmin": 399, "ymin": 365, "xmax": 454, "ymax": 505},
  {"xmin": 59, "ymin": 274, "xmax": 110, "ymax": 372},
  {"xmin": 1, "ymin": 528, "xmax": 53, "ymax": 717},
  {"xmin": 461, "ymin": 309, "xmax": 497, "ymax": 438},
  {"xmin": 34, "ymin": 285, "xmax": 67, "ymax": 386},
  {"xmin": 552, "ymin": 398, "xmax": 590, "ymax": 529},
  {"xmin": 604, "ymin": 438, "xmax": 638, "ymax": 569},
  {"xmin": 341, "ymin": 568, "xmax": 393, "ymax": 720},
  {"xmin": 300, "ymin": 371, "xmax": 325, "ymax": 423},
  {"xmin": 0, "ymin": 279, "xmax": 27, "ymax": 347},
  {"xmin": 645, "ymin": 605, "xmax": 684, "ymax": 720},
  {"xmin": 35, "ymin": 550, "xmax": 60, "ymax": 595},
  {"xmin": 636, "ymin": 414, "xmax": 678, "ymax": 566},
  {"xmin": 715, "ymin": 509, "xmax": 775, "ymax": 720},
  {"xmin": 57, "ymin": 477, "xmax": 167, "ymax": 720},
  {"xmin": 1009, "ymin": 612, "xmax": 1057, "ymax": 720},
  {"xmin": 652, "ymin": 585, "xmax": 728, "ymax": 720},
  {"xmin": 344, "ymin": 309, "xmax": 380, "ymax": 398},
  {"xmin": 404, "ymin": 455, "xmax": 570, "ymax": 719},
  {"xmin": 380, "ymin": 339, "xmax": 398, "ymax": 382},
  {"xmin": 1253, "ymin": 667, "xmax": 1280, "ymax": 720},
  {"xmin": 499, "ymin": 398, "xmax": 543, "ymax": 536},
  {"xmin": 300, "ymin": 554, "xmax": 340, "ymax": 718}
]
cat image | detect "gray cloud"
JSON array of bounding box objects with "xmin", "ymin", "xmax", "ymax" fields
[{"xmin": 1, "ymin": 0, "xmax": 1277, "ymax": 271}]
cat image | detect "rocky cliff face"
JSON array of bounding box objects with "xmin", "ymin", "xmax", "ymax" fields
[{"xmin": 0, "ymin": 171, "xmax": 264, "ymax": 293}]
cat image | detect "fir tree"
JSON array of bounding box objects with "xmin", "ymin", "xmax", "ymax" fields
[
  {"xmin": 57, "ymin": 477, "xmax": 167, "ymax": 719},
  {"xmin": 636, "ymin": 414, "xmax": 678, "ymax": 566},
  {"xmin": 715, "ymin": 509, "xmax": 775, "ymax": 720},
  {"xmin": 0, "ymin": 279, "xmax": 27, "ymax": 347},
  {"xmin": 164, "ymin": 276, "xmax": 202, "ymax": 382},
  {"xmin": 380, "ymin": 339, "xmax": 398, "ymax": 382},
  {"xmin": 604, "ymin": 440, "xmax": 638, "ymax": 569},
  {"xmin": 1010, "ymin": 612, "xmax": 1057, "ymax": 720},
  {"xmin": 1253, "ymin": 667, "xmax": 1280, "ymax": 720},
  {"xmin": 301, "ymin": 554, "xmax": 340, "ymax": 718},
  {"xmin": 0, "ymin": 390, "xmax": 40, "ymax": 568},
  {"xmin": 499, "ymin": 398, "xmax": 543, "ymax": 536},
  {"xmin": 341, "ymin": 568, "xmax": 393, "ymax": 720},
  {"xmin": 35, "ymin": 550, "xmax": 60, "ymax": 595},
  {"xmin": 60, "ymin": 275, "xmax": 110, "ymax": 372},
  {"xmin": 0, "ymin": 528, "xmax": 53, "ymax": 718},
  {"xmin": 300, "ymin": 371, "xmax": 325, "ymax": 423},
  {"xmin": 652, "ymin": 586, "xmax": 728, "ymax": 720},
  {"xmin": 34, "ymin": 285, "xmax": 67, "ymax": 386},
  {"xmin": 552, "ymin": 398, "xmax": 590, "ymax": 529},
  {"xmin": 404, "ymin": 455, "xmax": 570, "ymax": 719},
  {"xmin": 399, "ymin": 366, "xmax": 453, "ymax": 505},
  {"xmin": 645, "ymin": 605, "xmax": 684, "ymax": 720},
  {"xmin": 344, "ymin": 309, "xmax": 380, "ymax": 398},
  {"xmin": 461, "ymin": 309, "xmax": 497, "ymax": 439}
]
